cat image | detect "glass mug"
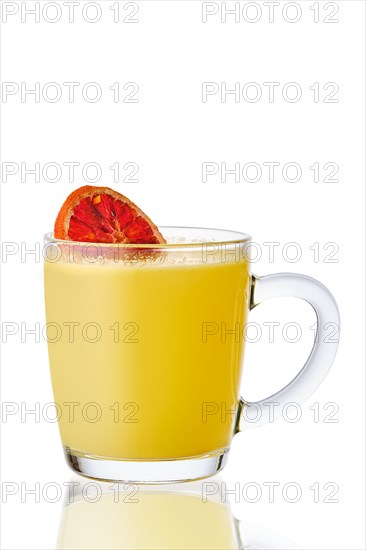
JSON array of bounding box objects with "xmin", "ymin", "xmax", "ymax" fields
[{"xmin": 44, "ymin": 227, "xmax": 340, "ymax": 482}]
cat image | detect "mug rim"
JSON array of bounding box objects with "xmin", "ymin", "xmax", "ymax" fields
[{"xmin": 44, "ymin": 226, "xmax": 252, "ymax": 250}]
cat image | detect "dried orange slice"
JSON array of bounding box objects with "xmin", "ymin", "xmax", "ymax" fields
[{"xmin": 54, "ymin": 186, "xmax": 166, "ymax": 244}]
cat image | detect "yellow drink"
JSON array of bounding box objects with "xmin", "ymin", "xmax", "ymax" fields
[{"xmin": 44, "ymin": 234, "xmax": 250, "ymax": 462}]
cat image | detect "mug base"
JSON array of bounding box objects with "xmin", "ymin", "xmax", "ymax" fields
[{"xmin": 64, "ymin": 446, "xmax": 229, "ymax": 483}]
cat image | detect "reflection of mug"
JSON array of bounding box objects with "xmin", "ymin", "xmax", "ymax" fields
[
  {"xmin": 44, "ymin": 227, "xmax": 340, "ymax": 482},
  {"xmin": 57, "ymin": 480, "xmax": 299, "ymax": 550}
]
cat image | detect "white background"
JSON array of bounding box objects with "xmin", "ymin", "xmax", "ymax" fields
[{"xmin": 1, "ymin": 1, "xmax": 365, "ymax": 549}]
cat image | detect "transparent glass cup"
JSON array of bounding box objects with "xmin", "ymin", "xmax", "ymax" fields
[{"xmin": 44, "ymin": 227, "xmax": 340, "ymax": 482}]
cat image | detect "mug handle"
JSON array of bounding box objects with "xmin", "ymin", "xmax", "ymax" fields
[{"xmin": 237, "ymin": 273, "xmax": 340, "ymax": 429}]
